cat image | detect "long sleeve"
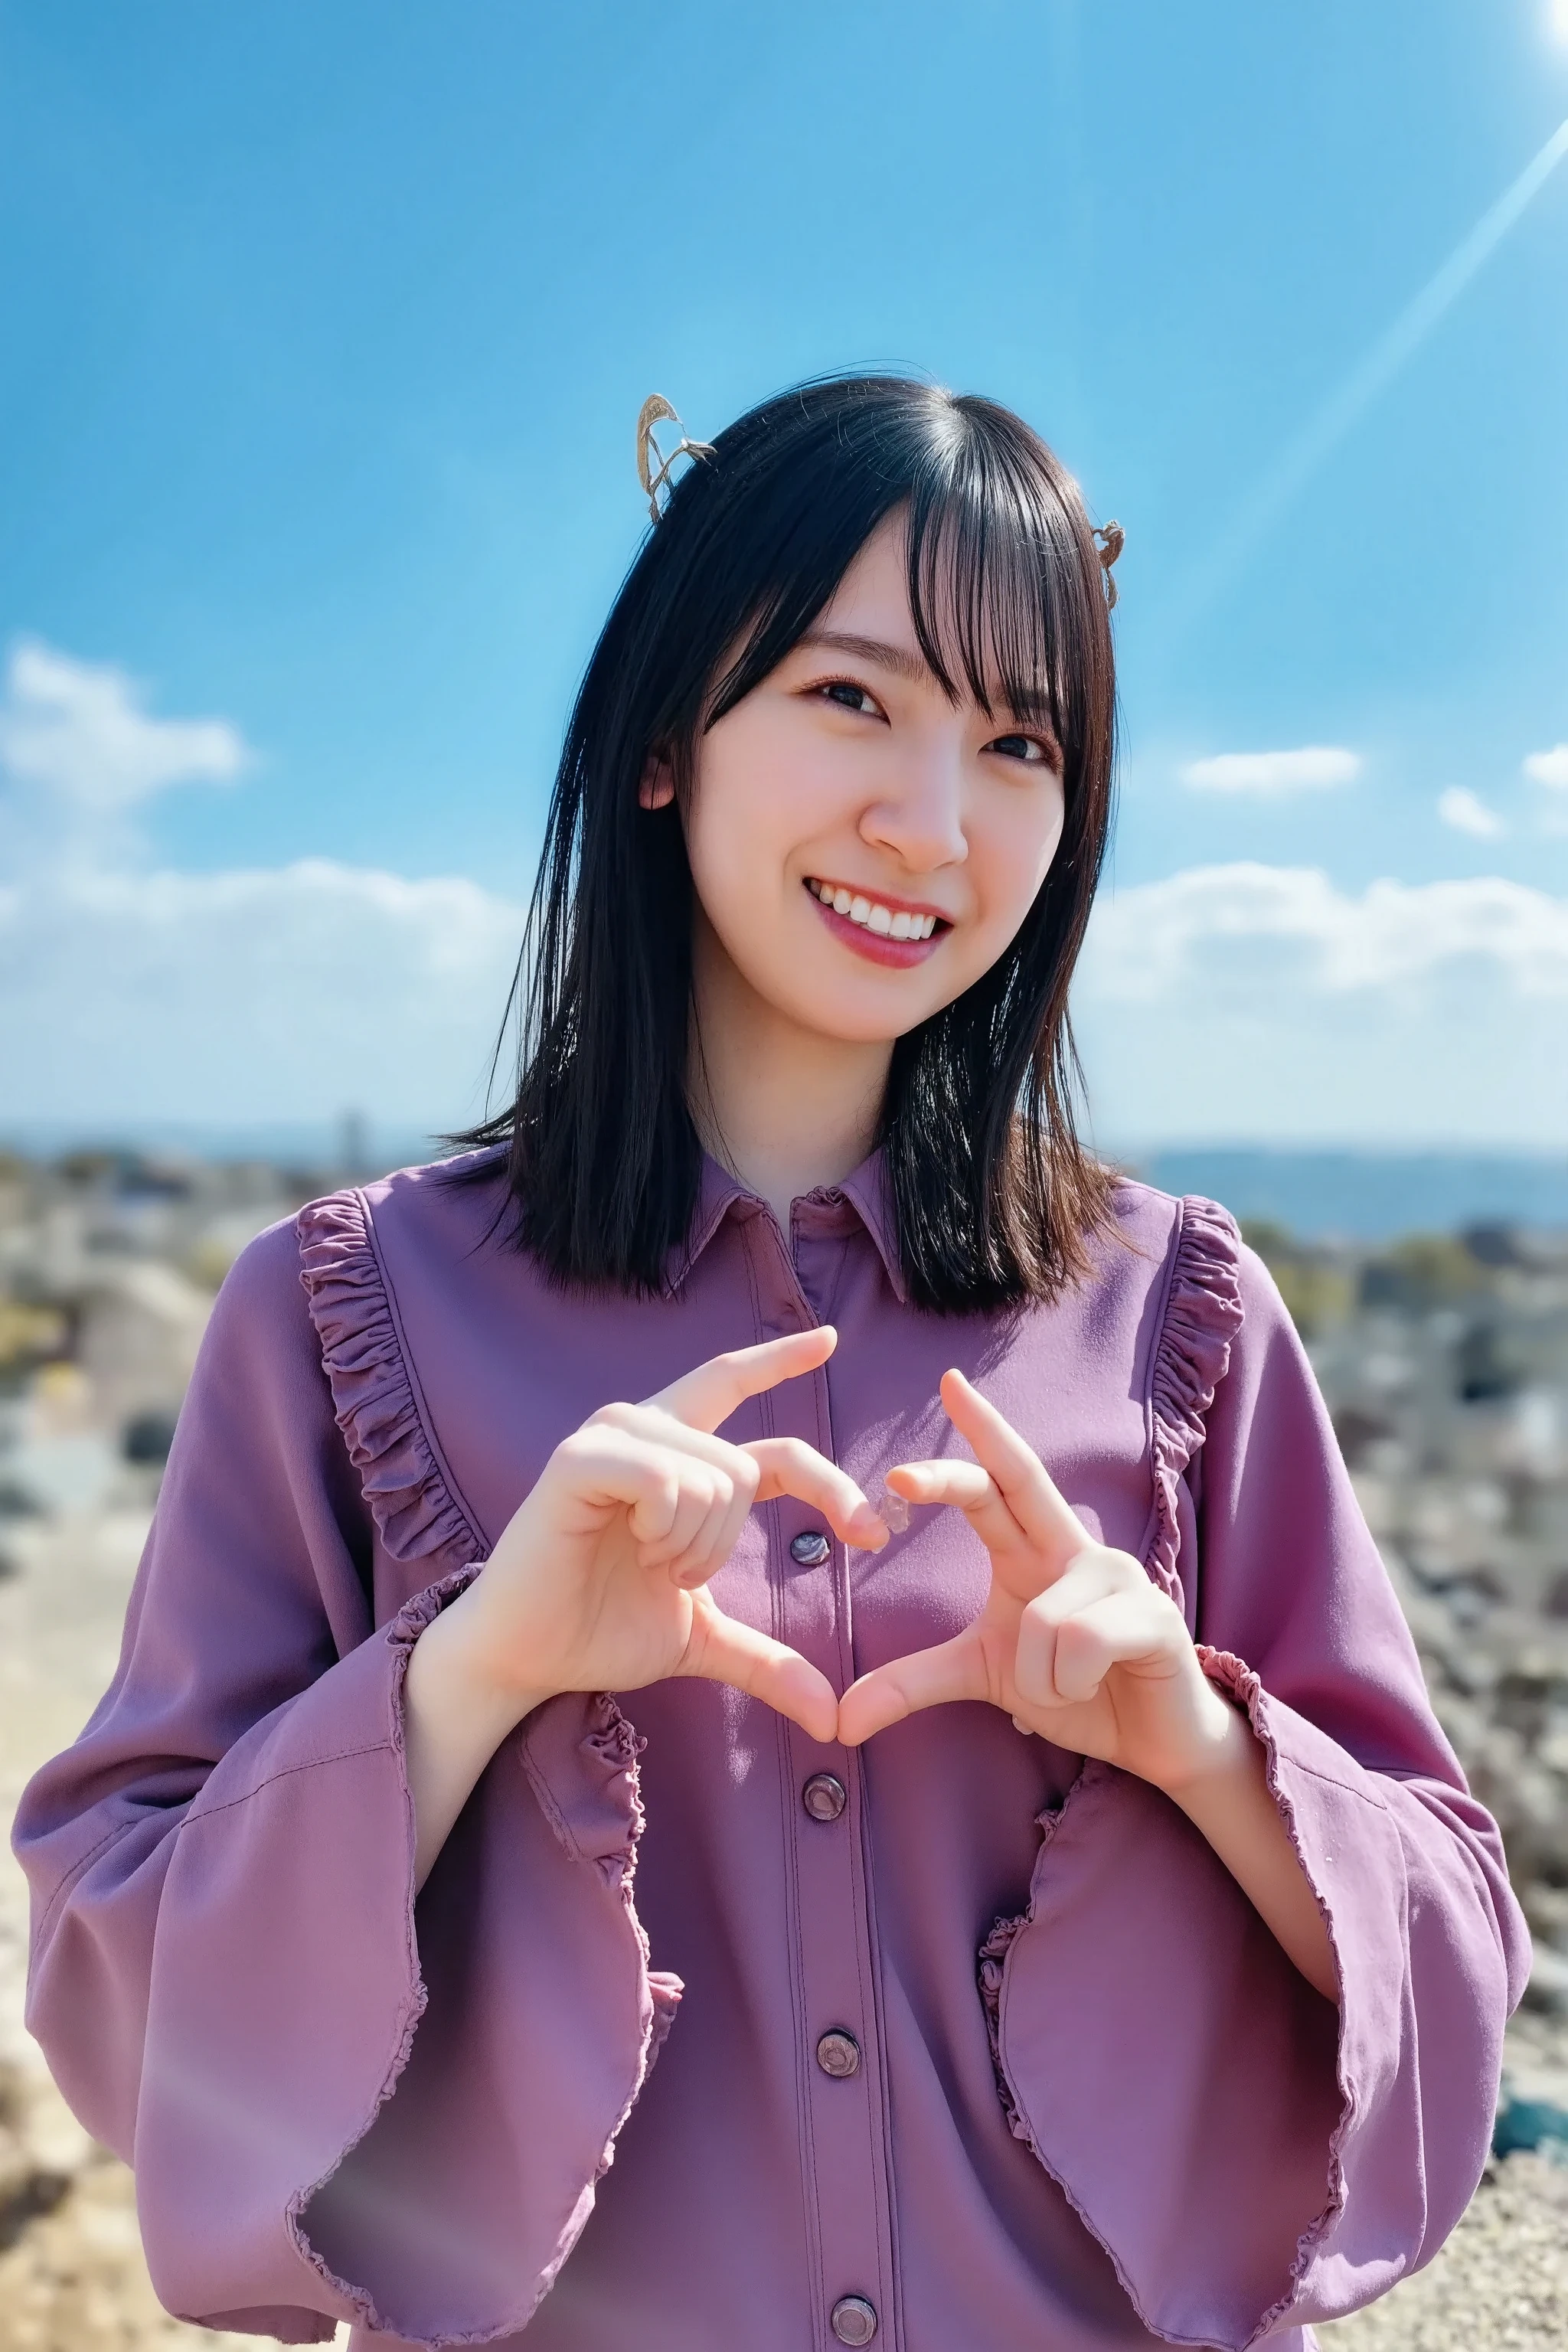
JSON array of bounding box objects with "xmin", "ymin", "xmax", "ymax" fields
[
  {"xmin": 982, "ymin": 1206, "xmax": 1531, "ymax": 2349},
  {"xmin": 11, "ymin": 1217, "xmax": 676, "ymax": 2348}
]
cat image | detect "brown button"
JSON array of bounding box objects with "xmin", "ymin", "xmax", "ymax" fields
[
  {"xmin": 831, "ymin": 2296, "xmax": 877, "ymax": 2345},
  {"xmin": 789, "ymin": 1528, "xmax": 831, "ymax": 1566},
  {"xmin": 815, "ymin": 2029, "xmax": 861, "ymax": 2079},
  {"xmin": 802, "ymin": 1772, "xmax": 847, "ymax": 1822}
]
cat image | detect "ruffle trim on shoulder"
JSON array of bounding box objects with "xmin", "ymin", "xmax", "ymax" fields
[
  {"xmin": 298, "ymin": 1191, "xmax": 487, "ymax": 1577},
  {"xmin": 1146, "ymin": 1194, "xmax": 1244, "ymax": 1606}
]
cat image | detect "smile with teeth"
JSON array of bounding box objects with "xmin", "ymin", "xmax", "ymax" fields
[{"xmin": 805, "ymin": 878, "xmax": 942, "ymax": 941}]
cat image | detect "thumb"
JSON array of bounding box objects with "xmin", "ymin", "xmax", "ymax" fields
[
  {"xmin": 680, "ymin": 1593, "xmax": 839, "ymax": 1745},
  {"xmin": 837, "ymin": 1629, "xmax": 987, "ymax": 1746}
]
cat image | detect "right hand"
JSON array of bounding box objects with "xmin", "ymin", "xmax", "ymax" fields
[{"xmin": 441, "ymin": 1327, "xmax": 884, "ymax": 1743}]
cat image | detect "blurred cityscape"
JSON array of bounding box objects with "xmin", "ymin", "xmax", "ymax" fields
[{"xmin": 1, "ymin": 1145, "xmax": 1566, "ymax": 2341}]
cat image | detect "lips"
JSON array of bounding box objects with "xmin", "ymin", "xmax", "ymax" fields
[
  {"xmin": 805, "ymin": 877, "xmax": 945, "ymax": 941},
  {"xmin": 803, "ymin": 877, "xmax": 950, "ymax": 969}
]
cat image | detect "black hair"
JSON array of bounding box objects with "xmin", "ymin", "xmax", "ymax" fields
[{"xmin": 452, "ymin": 373, "xmax": 1119, "ymax": 1312}]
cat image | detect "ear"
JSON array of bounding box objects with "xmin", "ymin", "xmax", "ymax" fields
[{"xmin": 639, "ymin": 753, "xmax": 676, "ymax": 811}]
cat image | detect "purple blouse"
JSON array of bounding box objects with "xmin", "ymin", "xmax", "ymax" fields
[{"xmin": 12, "ymin": 1152, "xmax": 1529, "ymax": 2351}]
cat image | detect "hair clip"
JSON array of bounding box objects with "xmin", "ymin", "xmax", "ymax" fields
[
  {"xmin": 1093, "ymin": 521, "xmax": 1125, "ymax": 611},
  {"xmin": 636, "ymin": 394, "xmax": 716, "ymax": 523}
]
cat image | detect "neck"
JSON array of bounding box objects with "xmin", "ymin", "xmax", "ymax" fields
[{"xmin": 688, "ymin": 912, "xmax": 893, "ymax": 1233}]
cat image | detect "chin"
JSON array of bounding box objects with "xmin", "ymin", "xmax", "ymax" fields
[{"xmin": 798, "ymin": 997, "xmax": 937, "ymax": 1044}]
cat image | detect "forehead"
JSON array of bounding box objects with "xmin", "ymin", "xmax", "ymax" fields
[{"xmin": 815, "ymin": 513, "xmax": 916, "ymax": 627}]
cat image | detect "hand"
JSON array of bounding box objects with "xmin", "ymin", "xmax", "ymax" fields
[
  {"xmin": 836, "ymin": 1368, "xmax": 1236, "ymax": 1793},
  {"xmin": 445, "ymin": 1327, "xmax": 885, "ymax": 1745}
]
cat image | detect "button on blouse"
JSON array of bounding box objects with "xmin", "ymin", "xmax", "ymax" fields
[{"xmin": 803, "ymin": 1771, "xmax": 848, "ymax": 1821}]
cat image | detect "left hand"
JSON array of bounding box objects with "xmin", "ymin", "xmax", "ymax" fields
[{"xmin": 837, "ymin": 1368, "xmax": 1240, "ymax": 1795}]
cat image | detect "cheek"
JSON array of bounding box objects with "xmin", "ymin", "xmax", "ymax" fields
[
  {"xmin": 972, "ymin": 789, "xmax": 1067, "ymax": 939},
  {"xmin": 684, "ymin": 710, "xmax": 856, "ymax": 918},
  {"xmin": 684, "ymin": 736, "xmax": 786, "ymax": 910}
]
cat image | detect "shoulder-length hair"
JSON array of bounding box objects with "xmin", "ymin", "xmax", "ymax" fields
[{"xmin": 454, "ymin": 374, "xmax": 1119, "ymax": 1313}]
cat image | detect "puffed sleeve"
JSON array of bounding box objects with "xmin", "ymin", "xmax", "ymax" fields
[
  {"xmin": 981, "ymin": 1200, "xmax": 1530, "ymax": 2350},
  {"xmin": 11, "ymin": 1214, "xmax": 678, "ymax": 2348}
]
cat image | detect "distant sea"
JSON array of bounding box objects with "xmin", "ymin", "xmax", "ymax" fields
[
  {"xmin": 4, "ymin": 1122, "xmax": 1567, "ymax": 1244},
  {"xmin": 1119, "ymin": 1148, "xmax": 1568, "ymax": 1241}
]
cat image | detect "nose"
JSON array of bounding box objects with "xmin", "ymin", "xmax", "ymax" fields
[{"xmin": 858, "ymin": 729, "xmax": 968, "ymax": 875}]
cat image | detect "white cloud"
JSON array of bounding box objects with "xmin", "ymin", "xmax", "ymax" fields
[
  {"xmin": 0, "ymin": 642, "xmax": 523, "ymax": 1132},
  {"xmin": 1438, "ymin": 785, "xmax": 1507, "ymax": 839},
  {"xmin": 0, "ymin": 859, "xmax": 525, "ymax": 1129},
  {"xmin": 0, "ymin": 639, "xmax": 250, "ymax": 813},
  {"xmin": 1524, "ymin": 743, "xmax": 1568, "ymax": 790},
  {"xmin": 1083, "ymin": 863, "xmax": 1568, "ymax": 999},
  {"xmin": 1075, "ymin": 864, "xmax": 1568, "ymax": 1146},
  {"xmin": 1180, "ymin": 746, "xmax": 1360, "ymax": 796}
]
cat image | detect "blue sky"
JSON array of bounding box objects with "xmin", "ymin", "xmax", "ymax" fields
[{"xmin": 2, "ymin": 1, "xmax": 1566, "ymax": 1148}]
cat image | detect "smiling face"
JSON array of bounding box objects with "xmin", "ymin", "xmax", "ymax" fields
[{"xmin": 656, "ymin": 513, "xmax": 1068, "ymax": 1054}]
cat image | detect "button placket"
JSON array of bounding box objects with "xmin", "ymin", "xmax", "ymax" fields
[{"xmin": 746, "ymin": 1210, "xmax": 898, "ymax": 2352}]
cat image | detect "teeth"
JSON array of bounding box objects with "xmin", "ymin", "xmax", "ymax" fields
[{"xmin": 808, "ymin": 879, "xmax": 939, "ymax": 941}]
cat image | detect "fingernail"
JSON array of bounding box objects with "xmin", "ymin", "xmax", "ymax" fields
[{"xmin": 877, "ymin": 1484, "xmax": 911, "ymax": 1534}]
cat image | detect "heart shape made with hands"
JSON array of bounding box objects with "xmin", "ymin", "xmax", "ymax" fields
[
  {"xmin": 836, "ymin": 1367, "xmax": 1228, "ymax": 1793},
  {"xmin": 547, "ymin": 1331, "xmax": 1224, "ymax": 1790}
]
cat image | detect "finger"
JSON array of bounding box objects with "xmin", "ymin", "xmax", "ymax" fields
[
  {"xmin": 635, "ymin": 1465, "xmax": 730, "ymax": 1570},
  {"xmin": 556, "ymin": 1426, "xmax": 732, "ymax": 1557},
  {"xmin": 554, "ymin": 1427, "xmax": 688, "ymax": 1544},
  {"xmin": 836, "ymin": 1631, "xmax": 988, "ymax": 1746},
  {"xmin": 747, "ymin": 1436, "xmax": 887, "ymax": 1550},
  {"xmin": 648, "ymin": 1328, "xmax": 838, "ymax": 1436},
  {"xmin": 1021, "ymin": 1586, "xmax": 1178, "ymax": 1707},
  {"xmin": 884, "ymin": 1459, "xmax": 1020, "ymax": 1556},
  {"xmin": 577, "ymin": 1410, "xmax": 755, "ymax": 1577},
  {"xmin": 668, "ymin": 1453, "xmax": 763, "ymax": 1589},
  {"xmin": 681, "ymin": 1595, "xmax": 839, "ymax": 1744},
  {"xmin": 590, "ymin": 1423, "xmax": 756, "ymax": 1582},
  {"xmin": 1009, "ymin": 1552, "xmax": 1124, "ymax": 1708},
  {"xmin": 594, "ymin": 1403, "xmax": 764, "ymax": 1491},
  {"xmin": 938, "ymin": 1370, "xmax": 1091, "ymax": 1563}
]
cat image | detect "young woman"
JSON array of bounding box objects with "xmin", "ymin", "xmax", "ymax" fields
[{"xmin": 15, "ymin": 376, "xmax": 1527, "ymax": 2352}]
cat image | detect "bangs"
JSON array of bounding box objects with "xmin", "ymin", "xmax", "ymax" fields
[{"xmin": 905, "ymin": 423, "xmax": 1080, "ymax": 751}]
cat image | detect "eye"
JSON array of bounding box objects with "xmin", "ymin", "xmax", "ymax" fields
[
  {"xmin": 987, "ymin": 730, "xmax": 1058, "ymax": 769},
  {"xmin": 818, "ymin": 679, "xmax": 885, "ymax": 720}
]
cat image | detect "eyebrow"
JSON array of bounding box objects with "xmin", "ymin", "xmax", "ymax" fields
[
  {"xmin": 796, "ymin": 629, "xmax": 1062, "ymax": 753},
  {"xmin": 796, "ymin": 629, "xmax": 930, "ymax": 684}
]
